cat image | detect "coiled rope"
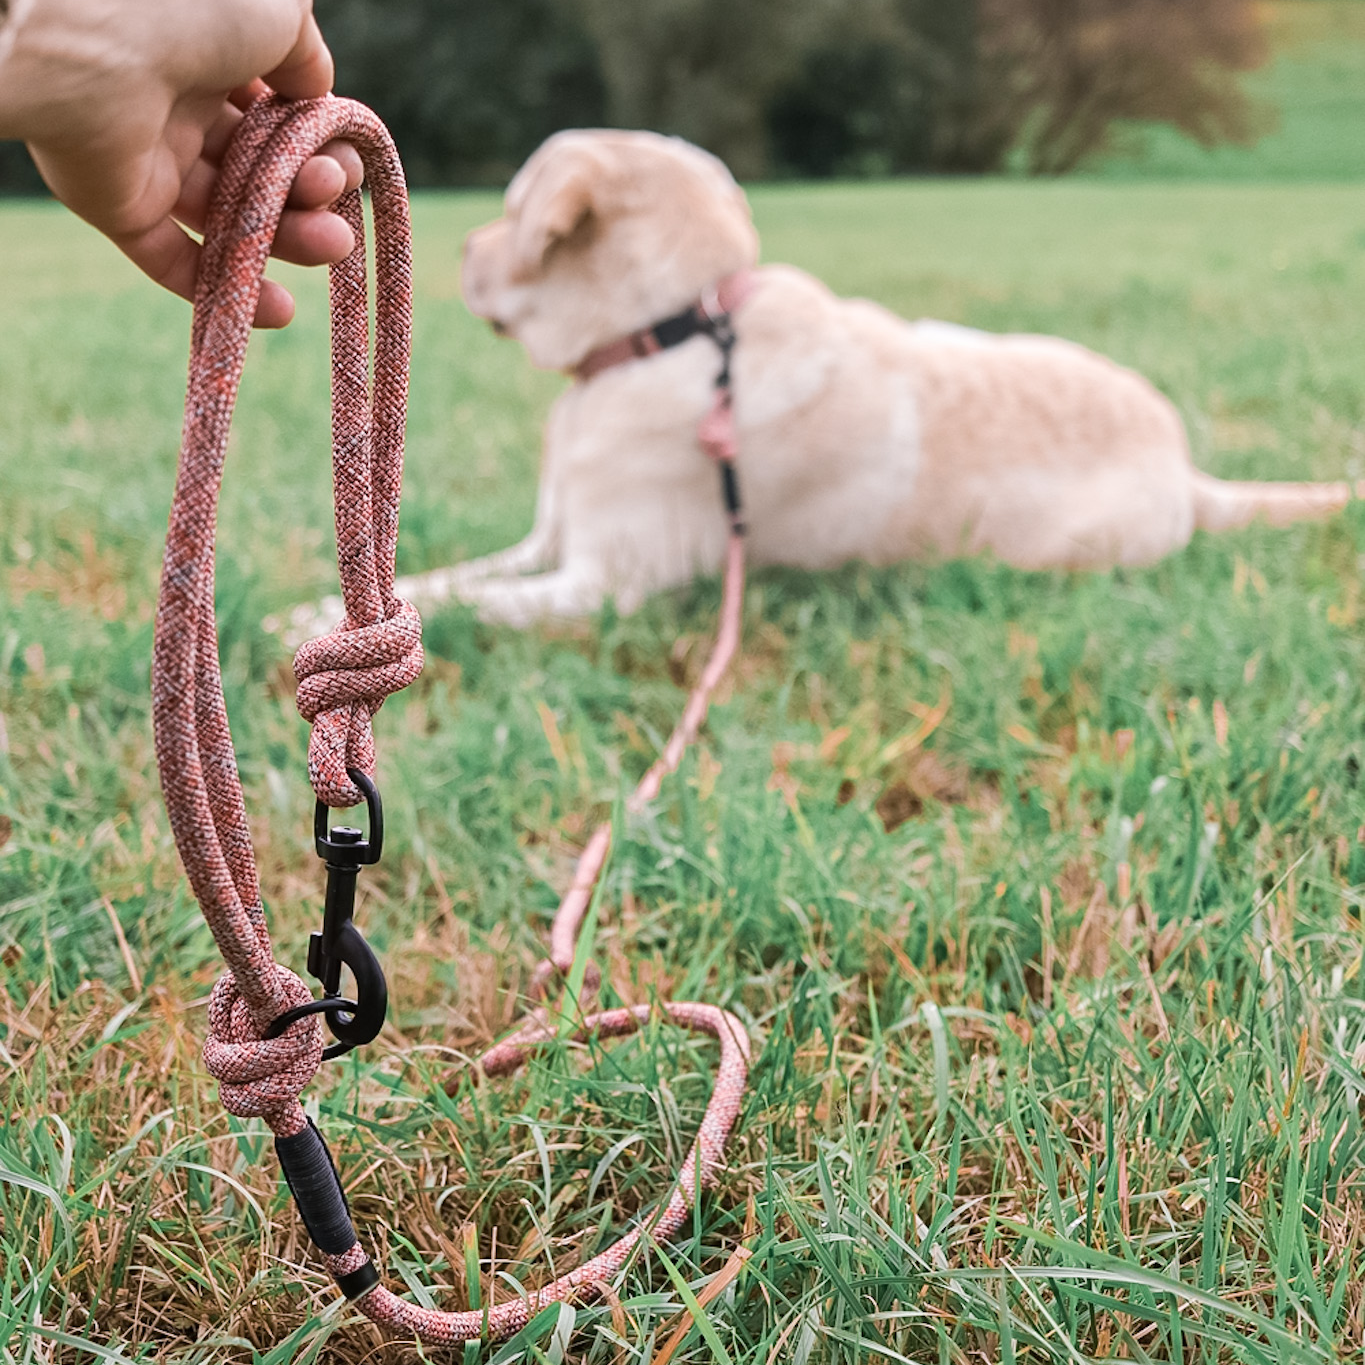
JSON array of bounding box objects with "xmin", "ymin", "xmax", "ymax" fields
[{"xmin": 152, "ymin": 92, "xmax": 749, "ymax": 1345}]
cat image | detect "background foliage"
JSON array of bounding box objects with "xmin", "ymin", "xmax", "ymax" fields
[
  {"xmin": 0, "ymin": 0, "xmax": 1277, "ymax": 190},
  {"xmin": 316, "ymin": 0, "xmax": 1268, "ymax": 182}
]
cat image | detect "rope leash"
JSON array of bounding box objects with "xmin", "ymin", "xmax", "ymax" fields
[
  {"xmin": 536, "ymin": 284, "xmax": 752, "ymax": 997},
  {"xmin": 153, "ymin": 93, "xmax": 749, "ymax": 1345}
]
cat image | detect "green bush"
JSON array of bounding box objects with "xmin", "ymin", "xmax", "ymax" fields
[{"xmin": 318, "ymin": 0, "xmax": 606, "ymax": 186}]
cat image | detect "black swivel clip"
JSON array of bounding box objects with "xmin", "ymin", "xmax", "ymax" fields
[
  {"xmin": 699, "ymin": 309, "xmax": 745, "ymax": 532},
  {"xmin": 266, "ymin": 768, "xmax": 388, "ymax": 1060}
]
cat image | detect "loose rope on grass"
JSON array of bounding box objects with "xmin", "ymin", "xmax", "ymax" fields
[
  {"xmin": 152, "ymin": 91, "xmax": 750, "ymax": 1345},
  {"xmin": 531, "ymin": 531, "xmax": 747, "ymax": 999}
]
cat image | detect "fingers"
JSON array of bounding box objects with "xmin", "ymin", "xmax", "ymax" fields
[
  {"xmin": 199, "ymin": 102, "xmax": 362, "ymax": 213},
  {"xmin": 175, "ymin": 151, "xmax": 357, "ymax": 268},
  {"xmin": 115, "ymin": 216, "xmax": 203, "ymax": 311},
  {"xmin": 112, "ymin": 214, "xmax": 298, "ymax": 328},
  {"xmin": 264, "ymin": 14, "xmax": 334, "ymax": 101},
  {"xmin": 316, "ymin": 139, "xmax": 365, "ymax": 195},
  {"xmin": 175, "ymin": 171, "xmax": 356, "ymax": 273},
  {"xmin": 228, "ymin": 81, "xmax": 270, "ymax": 114},
  {"xmin": 269, "ymin": 206, "xmax": 355, "ymax": 268},
  {"xmin": 285, "ymin": 152, "xmax": 347, "ymax": 210},
  {"xmin": 255, "ymin": 280, "xmax": 298, "ymax": 329},
  {"xmin": 177, "ymin": 105, "xmax": 362, "ymax": 275}
]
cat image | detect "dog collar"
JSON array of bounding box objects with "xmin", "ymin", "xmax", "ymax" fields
[
  {"xmin": 573, "ymin": 270, "xmax": 758, "ymax": 382},
  {"xmin": 572, "ymin": 269, "xmax": 756, "ymax": 536}
]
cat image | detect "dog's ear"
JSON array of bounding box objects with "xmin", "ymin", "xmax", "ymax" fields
[{"xmin": 511, "ymin": 162, "xmax": 595, "ymax": 278}]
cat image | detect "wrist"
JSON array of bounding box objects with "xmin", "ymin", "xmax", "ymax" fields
[{"xmin": 0, "ymin": 0, "xmax": 159, "ymax": 144}]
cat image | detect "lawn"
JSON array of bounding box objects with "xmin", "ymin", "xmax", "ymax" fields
[{"xmin": 6, "ymin": 171, "xmax": 1365, "ymax": 1363}]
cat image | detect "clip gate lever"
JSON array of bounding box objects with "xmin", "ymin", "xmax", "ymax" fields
[{"xmin": 266, "ymin": 769, "xmax": 388, "ymax": 1059}]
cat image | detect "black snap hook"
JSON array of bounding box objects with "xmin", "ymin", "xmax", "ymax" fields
[{"xmin": 267, "ymin": 768, "xmax": 389, "ymax": 1059}]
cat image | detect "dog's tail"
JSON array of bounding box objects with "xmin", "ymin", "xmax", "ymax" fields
[{"xmin": 1191, "ymin": 471, "xmax": 1358, "ymax": 532}]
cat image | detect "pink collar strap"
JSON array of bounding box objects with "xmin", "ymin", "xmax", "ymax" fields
[
  {"xmin": 573, "ymin": 269, "xmax": 758, "ymax": 383},
  {"xmin": 573, "ymin": 270, "xmax": 756, "ymax": 521}
]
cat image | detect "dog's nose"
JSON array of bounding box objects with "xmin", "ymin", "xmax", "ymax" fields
[{"xmin": 488, "ymin": 317, "xmax": 509, "ymax": 337}]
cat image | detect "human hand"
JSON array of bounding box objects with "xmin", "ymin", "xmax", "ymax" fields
[{"xmin": 0, "ymin": 0, "xmax": 362, "ymax": 327}]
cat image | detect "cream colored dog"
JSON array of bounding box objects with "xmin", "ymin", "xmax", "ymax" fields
[{"xmin": 284, "ymin": 128, "xmax": 1354, "ymax": 635}]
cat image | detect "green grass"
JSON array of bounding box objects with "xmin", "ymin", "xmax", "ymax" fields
[
  {"xmin": 1097, "ymin": 0, "xmax": 1365, "ymax": 180},
  {"xmin": 6, "ymin": 174, "xmax": 1365, "ymax": 1363}
]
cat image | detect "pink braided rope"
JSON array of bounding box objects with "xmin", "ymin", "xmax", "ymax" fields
[
  {"xmin": 154, "ymin": 91, "xmax": 422, "ymax": 1117},
  {"xmin": 355, "ymin": 1002, "xmax": 750, "ymax": 1343},
  {"xmin": 534, "ymin": 531, "xmax": 746, "ymax": 992},
  {"xmin": 153, "ymin": 93, "xmax": 751, "ymax": 1347}
]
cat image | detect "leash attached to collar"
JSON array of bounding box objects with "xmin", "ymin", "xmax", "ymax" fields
[
  {"xmin": 154, "ymin": 93, "xmax": 750, "ymax": 1347},
  {"xmin": 531, "ymin": 273, "xmax": 759, "ymax": 995},
  {"xmin": 575, "ymin": 269, "xmax": 756, "ymax": 535}
]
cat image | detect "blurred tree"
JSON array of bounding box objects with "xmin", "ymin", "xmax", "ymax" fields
[
  {"xmin": 768, "ymin": 0, "xmax": 1266, "ymax": 176},
  {"xmin": 572, "ymin": 0, "xmax": 834, "ymax": 178},
  {"xmin": 767, "ymin": 37, "xmax": 932, "ymax": 178},
  {"xmin": 767, "ymin": 0, "xmax": 1012, "ymax": 176},
  {"xmin": 317, "ymin": 0, "xmax": 605, "ymax": 185},
  {"xmin": 993, "ymin": 0, "xmax": 1268, "ymax": 174},
  {"xmin": 0, "ymin": 143, "xmax": 44, "ymax": 197}
]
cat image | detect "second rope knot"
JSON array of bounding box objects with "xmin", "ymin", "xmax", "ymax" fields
[
  {"xmin": 294, "ymin": 597, "xmax": 423, "ymax": 806},
  {"xmin": 203, "ymin": 965, "xmax": 324, "ymax": 1122}
]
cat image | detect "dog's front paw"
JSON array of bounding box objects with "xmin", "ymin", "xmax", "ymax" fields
[{"xmin": 261, "ymin": 594, "xmax": 346, "ymax": 650}]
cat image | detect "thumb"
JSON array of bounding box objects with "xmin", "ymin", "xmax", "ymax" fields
[{"xmin": 264, "ymin": 13, "xmax": 334, "ymax": 101}]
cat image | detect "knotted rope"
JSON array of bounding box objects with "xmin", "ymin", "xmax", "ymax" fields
[
  {"xmin": 154, "ymin": 90, "xmax": 419, "ymax": 1133},
  {"xmin": 153, "ymin": 92, "xmax": 750, "ymax": 1345}
]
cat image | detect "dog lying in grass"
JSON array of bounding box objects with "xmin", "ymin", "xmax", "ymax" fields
[{"xmin": 281, "ymin": 128, "xmax": 1355, "ymax": 636}]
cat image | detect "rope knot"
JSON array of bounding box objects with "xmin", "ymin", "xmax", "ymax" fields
[
  {"xmin": 293, "ymin": 597, "xmax": 423, "ymax": 806},
  {"xmin": 203, "ymin": 966, "xmax": 324, "ymax": 1120}
]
